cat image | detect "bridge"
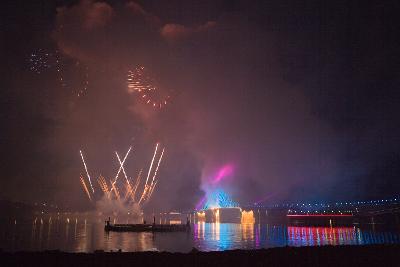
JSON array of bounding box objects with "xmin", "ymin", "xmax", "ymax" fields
[
  {"xmin": 181, "ymin": 195, "xmax": 400, "ymax": 225},
  {"xmin": 240, "ymin": 196, "xmax": 400, "ymax": 216}
]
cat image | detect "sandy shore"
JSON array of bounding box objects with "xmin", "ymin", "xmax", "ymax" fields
[{"xmin": 2, "ymin": 245, "xmax": 399, "ymax": 267}]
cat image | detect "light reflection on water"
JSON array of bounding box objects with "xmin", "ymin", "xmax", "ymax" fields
[{"xmin": 1, "ymin": 218, "xmax": 400, "ymax": 252}]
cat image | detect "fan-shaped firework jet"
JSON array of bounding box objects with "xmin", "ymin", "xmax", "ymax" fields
[
  {"xmin": 126, "ymin": 66, "xmax": 171, "ymax": 109},
  {"xmin": 78, "ymin": 144, "xmax": 165, "ymax": 211}
]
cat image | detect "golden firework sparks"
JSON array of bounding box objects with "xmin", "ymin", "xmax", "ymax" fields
[
  {"xmin": 80, "ymin": 174, "xmax": 92, "ymax": 201},
  {"xmin": 110, "ymin": 179, "xmax": 121, "ymax": 201},
  {"xmin": 126, "ymin": 66, "xmax": 171, "ymax": 109},
  {"xmin": 80, "ymin": 150, "xmax": 94, "ymax": 193}
]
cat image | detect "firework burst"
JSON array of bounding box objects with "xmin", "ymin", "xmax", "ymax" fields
[
  {"xmin": 29, "ymin": 48, "xmax": 89, "ymax": 97},
  {"xmin": 127, "ymin": 66, "xmax": 171, "ymax": 109}
]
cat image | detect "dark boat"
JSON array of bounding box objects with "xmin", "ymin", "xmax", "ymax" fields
[{"xmin": 104, "ymin": 217, "xmax": 190, "ymax": 232}]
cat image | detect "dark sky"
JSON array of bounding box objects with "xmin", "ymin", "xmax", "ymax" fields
[{"xmin": 1, "ymin": 0, "xmax": 400, "ymax": 210}]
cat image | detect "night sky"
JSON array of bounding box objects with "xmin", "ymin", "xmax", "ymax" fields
[{"xmin": 2, "ymin": 0, "xmax": 400, "ymax": 211}]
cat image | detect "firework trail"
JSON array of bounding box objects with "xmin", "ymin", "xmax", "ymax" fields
[
  {"xmin": 124, "ymin": 179, "xmax": 134, "ymax": 201},
  {"xmin": 138, "ymin": 147, "xmax": 165, "ymax": 204},
  {"xmin": 143, "ymin": 147, "xmax": 165, "ymax": 202},
  {"xmin": 80, "ymin": 150, "xmax": 94, "ymax": 193},
  {"xmin": 124, "ymin": 185, "xmax": 132, "ymax": 201},
  {"xmin": 144, "ymin": 143, "xmax": 158, "ymax": 188},
  {"xmin": 116, "ymin": 151, "xmax": 131, "ymax": 186},
  {"xmin": 99, "ymin": 176, "xmax": 107, "ymax": 192},
  {"xmin": 98, "ymin": 175, "xmax": 110, "ymax": 199},
  {"xmin": 76, "ymin": 63, "xmax": 89, "ymax": 97},
  {"xmin": 139, "ymin": 143, "xmax": 159, "ymax": 203},
  {"xmin": 149, "ymin": 147, "xmax": 165, "ymax": 187},
  {"xmin": 80, "ymin": 174, "xmax": 92, "ymax": 201},
  {"xmin": 147, "ymin": 181, "xmax": 158, "ymax": 200},
  {"xmin": 138, "ymin": 185, "xmax": 150, "ymax": 205},
  {"xmin": 131, "ymin": 169, "xmax": 143, "ymax": 202},
  {"xmin": 110, "ymin": 179, "xmax": 121, "ymax": 201},
  {"xmin": 97, "ymin": 178, "xmax": 104, "ymax": 192},
  {"xmin": 111, "ymin": 147, "xmax": 132, "ymax": 192}
]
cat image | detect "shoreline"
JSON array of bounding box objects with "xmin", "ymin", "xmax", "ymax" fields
[{"xmin": 2, "ymin": 244, "xmax": 399, "ymax": 267}]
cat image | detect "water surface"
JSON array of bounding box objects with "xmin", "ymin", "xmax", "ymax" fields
[{"xmin": 1, "ymin": 217, "xmax": 399, "ymax": 252}]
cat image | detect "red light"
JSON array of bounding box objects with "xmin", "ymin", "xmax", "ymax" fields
[{"xmin": 287, "ymin": 214, "xmax": 353, "ymax": 217}]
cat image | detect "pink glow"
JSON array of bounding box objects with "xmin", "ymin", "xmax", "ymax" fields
[
  {"xmin": 195, "ymin": 196, "xmax": 206, "ymax": 210},
  {"xmin": 212, "ymin": 164, "xmax": 234, "ymax": 184},
  {"xmin": 287, "ymin": 214, "xmax": 353, "ymax": 217}
]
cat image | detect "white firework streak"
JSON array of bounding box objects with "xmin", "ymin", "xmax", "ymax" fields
[
  {"xmin": 144, "ymin": 148, "xmax": 164, "ymax": 203},
  {"xmin": 110, "ymin": 146, "xmax": 132, "ymax": 192},
  {"xmin": 80, "ymin": 150, "xmax": 94, "ymax": 193},
  {"xmin": 149, "ymin": 147, "xmax": 165, "ymax": 188},
  {"xmin": 147, "ymin": 181, "xmax": 158, "ymax": 201},
  {"xmin": 116, "ymin": 152, "xmax": 131, "ymax": 186},
  {"xmin": 144, "ymin": 143, "xmax": 158, "ymax": 187},
  {"xmin": 139, "ymin": 144, "xmax": 159, "ymax": 203}
]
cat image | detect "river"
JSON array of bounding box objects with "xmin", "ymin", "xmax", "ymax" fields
[{"xmin": 1, "ymin": 215, "xmax": 400, "ymax": 252}]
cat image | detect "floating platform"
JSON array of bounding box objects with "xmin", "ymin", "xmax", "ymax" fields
[{"xmin": 104, "ymin": 219, "xmax": 190, "ymax": 232}]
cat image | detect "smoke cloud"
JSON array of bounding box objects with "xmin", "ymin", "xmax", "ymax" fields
[
  {"xmin": 51, "ymin": 1, "xmax": 341, "ymax": 209},
  {"xmin": 4, "ymin": 0, "xmax": 399, "ymax": 210}
]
